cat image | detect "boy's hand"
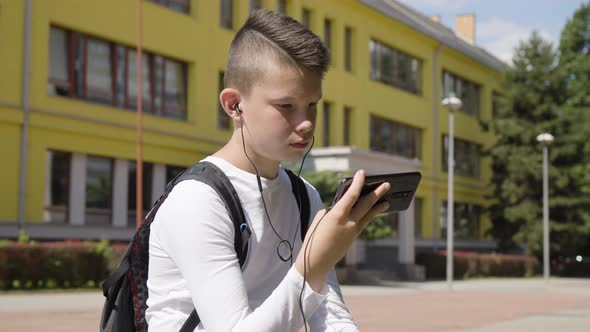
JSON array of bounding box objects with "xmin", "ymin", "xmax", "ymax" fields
[{"xmin": 295, "ymin": 170, "xmax": 390, "ymax": 291}]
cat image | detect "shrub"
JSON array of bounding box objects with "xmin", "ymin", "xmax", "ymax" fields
[
  {"xmin": 416, "ymin": 250, "xmax": 540, "ymax": 279},
  {"xmin": 0, "ymin": 240, "xmax": 128, "ymax": 290}
]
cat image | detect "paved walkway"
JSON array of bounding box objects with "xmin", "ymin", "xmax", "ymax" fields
[{"xmin": 1, "ymin": 278, "xmax": 589, "ymax": 331}]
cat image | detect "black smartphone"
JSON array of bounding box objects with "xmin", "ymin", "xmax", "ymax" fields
[{"xmin": 332, "ymin": 172, "xmax": 422, "ymax": 214}]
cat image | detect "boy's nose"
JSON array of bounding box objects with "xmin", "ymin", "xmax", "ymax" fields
[{"xmin": 296, "ymin": 119, "xmax": 314, "ymax": 134}]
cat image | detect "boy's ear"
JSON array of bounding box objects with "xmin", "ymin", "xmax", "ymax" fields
[{"xmin": 219, "ymin": 88, "xmax": 241, "ymax": 118}]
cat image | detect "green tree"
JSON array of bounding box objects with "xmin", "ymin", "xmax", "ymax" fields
[
  {"xmin": 557, "ymin": 2, "xmax": 590, "ymax": 256},
  {"xmin": 301, "ymin": 170, "xmax": 394, "ymax": 240},
  {"xmin": 486, "ymin": 32, "xmax": 564, "ymax": 255}
]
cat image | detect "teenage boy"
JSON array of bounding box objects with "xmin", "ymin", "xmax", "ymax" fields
[{"xmin": 146, "ymin": 10, "xmax": 389, "ymax": 331}]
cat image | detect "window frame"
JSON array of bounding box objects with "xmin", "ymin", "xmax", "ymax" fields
[
  {"xmin": 441, "ymin": 135, "xmax": 481, "ymax": 177},
  {"xmin": 84, "ymin": 155, "xmax": 114, "ymax": 226},
  {"xmin": 369, "ymin": 115, "xmax": 422, "ymax": 159},
  {"xmin": 220, "ymin": 0, "xmax": 234, "ymax": 29},
  {"xmin": 322, "ymin": 101, "xmax": 331, "ymax": 147},
  {"xmin": 369, "ymin": 39, "xmax": 422, "ymax": 95},
  {"xmin": 44, "ymin": 150, "xmax": 71, "ymax": 223},
  {"xmin": 344, "ymin": 26, "xmax": 353, "ymax": 72},
  {"xmin": 48, "ymin": 26, "xmax": 188, "ymax": 120}
]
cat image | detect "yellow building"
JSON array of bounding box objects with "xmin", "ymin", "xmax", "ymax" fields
[{"xmin": 0, "ymin": 0, "xmax": 503, "ymax": 269}]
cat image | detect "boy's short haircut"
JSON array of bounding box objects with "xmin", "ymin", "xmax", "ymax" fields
[{"xmin": 224, "ymin": 9, "xmax": 329, "ymax": 96}]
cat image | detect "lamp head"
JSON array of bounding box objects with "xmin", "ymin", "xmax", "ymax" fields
[
  {"xmin": 536, "ymin": 133, "xmax": 554, "ymax": 145},
  {"xmin": 442, "ymin": 92, "xmax": 462, "ymax": 112}
]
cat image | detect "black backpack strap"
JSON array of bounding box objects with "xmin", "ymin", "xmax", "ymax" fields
[
  {"xmin": 178, "ymin": 161, "xmax": 251, "ymax": 332},
  {"xmin": 284, "ymin": 169, "xmax": 311, "ymax": 241}
]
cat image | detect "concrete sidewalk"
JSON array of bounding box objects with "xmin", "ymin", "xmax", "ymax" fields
[{"xmin": 1, "ymin": 278, "xmax": 589, "ymax": 331}]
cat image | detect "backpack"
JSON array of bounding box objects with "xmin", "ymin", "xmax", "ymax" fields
[{"xmin": 100, "ymin": 161, "xmax": 311, "ymax": 332}]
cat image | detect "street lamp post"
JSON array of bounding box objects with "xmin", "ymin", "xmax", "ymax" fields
[
  {"xmin": 536, "ymin": 132, "xmax": 554, "ymax": 282},
  {"xmin": 442, "ymin": 92, "xmax": 462, "ymax": 290}
]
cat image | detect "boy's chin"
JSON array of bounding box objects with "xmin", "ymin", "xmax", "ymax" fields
[{"xmin": 281, "ymin": 150, "xmax": 307, "ymax": 162}]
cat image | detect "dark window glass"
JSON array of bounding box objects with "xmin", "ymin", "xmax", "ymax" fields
[
  {"xmin": 343, "ymin": 106, "xmax": 352, "ymax": 146},
  {"xmin": 218, "ymin": 71, "xmax": 231, "ymax": 129},
  {"xmin": 115, "ymin": 46, "xmax": 128, "ymax": 108},
  {"xmin": 153, "ymin": 55, "xmax": 165, "ymax": 116},
  {"xmin": 440, "ymin": 201, "xmax": 482, "ymax": 240},
  {"xmin": 323, "ymin": 102, "xmax": 331, "ymax": 146},
  {"xmin": 127, "ymin": 50, "xmax": 152, "ymax": 113},
  {"xmin": 344, "ymin": 26, "xmax": 352, "ymax": 72},
  {"xmin": 45, "ymin": 151, "xmax": 70, "ymax": 223},
  {"xmin": 324, "ymin": 19, "xmax": 332, "ymax": 61},
  {"xmin": 128, "ymin": 162, "xmax": 153, "ymax": 225},
  {"xmin": 148, "ymin": 0, "xmax": 190, "ymax": 13},
  {"xmin": 220, "ymin": 0, "xmax": 233, "ymax": 29},
  {"xmin": 301, "ymin": 8, "xmax": 311, "ymax": 28},
  {"xmin": 164, "ymin": 59, "xmax": 187, "ymax": 119},
  {"xmin": 369, "ymin": 40, "xmax": 422, "ymax": 95},
  {"xmin": 442, "ymin": 71, "xmax": 480, "ymax": 117},
  {"xmin": 250, "ymin": 0, "xmax": 262, "ymax": 12},
  {"xmin": 86, "ymin": 38, "xmax": 113, "ymax": 104},
  {"xmin": 85, "ymin": 156, "xmax": 112, "ymax": 225},
  {"xmin": 442, "ymin": 135, "xmax": 480, "ymax": 177},
  {"xmin": 492, "ymin": 92, "xmax": 502, "ymax": 118},
  {"xmin": 166, "ymin": 165, "xmax": 186, "ymax": 184},
  {"xmin": 370, "ymin": 115, "xmax": 422, "ymax": 159},
  {"xmin": 414, "ymin": 198, "xmax": 423, "ymax": 238},
  {"xmin": 48, "ymin": 27, "xmax": 70, "ymax": 96},
  {"xmin": 277, "ymin": 0, "xmax": 287, "ymax": 15}
]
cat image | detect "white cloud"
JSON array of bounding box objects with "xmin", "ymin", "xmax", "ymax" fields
[
  {"xmin": 478, "ymin": 18, "xmax": 554, "ymax": 63},
  {"xmin": 396, "ymin": 0, "xmax": 472, "ymax": 10}
]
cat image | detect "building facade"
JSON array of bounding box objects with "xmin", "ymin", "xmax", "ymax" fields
[{"xmin": 0, "ymin": 0, "xmax": 503, "ymax": 268}]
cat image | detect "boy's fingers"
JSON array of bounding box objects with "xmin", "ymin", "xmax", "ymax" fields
[
  {"xmin": 357, "ymin": 201, "xmax": 390, "ymax": 231},
  {"xmin": 349, "ymin": 182, "xmax": 390, "ymax": 221},
  {"xmin": 333, "ymin": 170, "xmax": 365, "ymax": 215}
]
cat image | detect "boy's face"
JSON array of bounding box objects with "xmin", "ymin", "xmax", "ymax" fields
[{"xmin": 239, "ymin": 62, "xmax": 322, "ymax": 163}]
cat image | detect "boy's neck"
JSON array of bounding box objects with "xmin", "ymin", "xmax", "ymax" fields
[{"xmin": 213, "ymin": 135, "xmax": 280, "ymax": 179}]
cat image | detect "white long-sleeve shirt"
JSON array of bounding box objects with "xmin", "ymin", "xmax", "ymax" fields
[{"xmin": 146, "ymin": 156, "xmax": 359, "ymax": 331}]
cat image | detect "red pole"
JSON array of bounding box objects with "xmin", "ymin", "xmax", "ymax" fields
[{"xmin": 136, "ymin": 0, "xmax": 143, "ymax": 229}]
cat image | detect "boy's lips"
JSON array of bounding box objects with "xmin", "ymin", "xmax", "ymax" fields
[{"xmin": 290, "ymin": 140, "xmax": 310, "ymax": 148}]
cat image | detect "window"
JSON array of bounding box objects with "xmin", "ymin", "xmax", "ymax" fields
[
  {"xmin": 45, "ymin": 150, "xmax": 70, "ymax": 223},
  {"xmin": 322, "ymin": 102, "xmax": 331, "ymax": 146},
  {"xmin": 344, "ymin": 26, "xmax": 353, "ymax": 72},
  {"xmin": 48, "ymin": 26, "xmax": 188, "ymax": 120},
  {"xmin": 324, "ymin": 19, "xmax": 332, "ymax": 62},
  {"xmin": 220, "ymin": 0, "xmax": 233, "ymax": 29},
  {"xmin": 369, "ymin": 40, "xmax": 422, "ymax": 95},
  {"xmin": 250, "ymin": 0, "xmax": 262, "ymax": 13},
  {"xmin": 443, "ymin": 71, "xmax": 480, "ymax": 117},
  {"xmin": 163, "ymin": 58, "xmax": 187, "ymax": 119},
  {"xmin": 277, "ymin": 0, "xmax": 288, "ymax": 15},
  {"xmin": 218, "ymin": 71, "xmax": 231, "ymax": 129},
  {"xmin": 85, "ymin": 156, "xmax": 113, "ymax": 225},
  {"xmin": 48, "ymin": 27, "xmax": 70, "ymax": 96},
  {"xmin": 128, "ymin": 162, "xmax": 153, "ymax": 225},
  {"xmin": 492, "ymin": 91, "xmax": 502, "ymax": 118},
  {"xmin": 166, "ymin": 165, "xmax": 186, "ymax": 184},
  {"xmin": 442, "ymin": 135, "xmax": 480, "ymax": 177},
  {"xmin": 127, "ymin": 50, "xmax": 152, "ymax": 112},
  {"xmin": 440, "ymin": 201, "xmax": 482, "ymax": 240},
  {"xmin": 343, "ymin": 106, "xmax": 352, "ymax": 146},
  {"xmin": 301, "ymin": 8, "xmax": 311, "ymax": 28},
  {"xmin": 414, "ymin": 198, "xmax": 423, "ymax": 238},
  {"xmin": 86, "ymin": 38, "xmax": 114, "ymax": 104},
  {"xmin": 148, "ymin": 0, "xmax": 190, "ymax": 13},
  {"xmin": 370, "ymin": 115, "xmax": 422, "ymax": 159}
]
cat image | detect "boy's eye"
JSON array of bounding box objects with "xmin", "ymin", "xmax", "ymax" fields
[{"xmin": 277, "ymin": 104, "xmax": 292, "ymax": 110}]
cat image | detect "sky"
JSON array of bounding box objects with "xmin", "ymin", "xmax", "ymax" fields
[{"xmin": 396, "ymin": 0, "xmax": 589, "ymax": 63}]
